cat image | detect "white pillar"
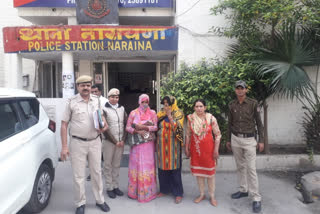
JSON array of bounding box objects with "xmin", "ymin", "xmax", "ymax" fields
[
  {"xmin": 62, "ymin": 52, "xmax": 75, "ymax": 98},
  {"xmin": 62, "ymin": 16, "xmax": 77, "ymax": 98},
  {"xmin": 8, "ymin": 54, "xmax": 23, "ymax": 89}
]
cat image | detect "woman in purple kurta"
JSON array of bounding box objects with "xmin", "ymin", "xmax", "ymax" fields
[{"xmin": 126, "ymin": 94, "xmax": 158, "ymax": 203}]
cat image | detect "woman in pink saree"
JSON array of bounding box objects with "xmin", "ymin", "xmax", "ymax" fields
[{"xmin": 126, "ymin": 94, "xmax": 158, "ymax": 202}]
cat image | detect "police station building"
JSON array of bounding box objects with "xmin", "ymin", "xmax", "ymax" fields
[
  {"xmin": 4, "ymin": 0, "xmax": 186, "ymax": 113},
  {"xmin": 1, "ymin": 0, "xmax": 307, "ymax": 146}
]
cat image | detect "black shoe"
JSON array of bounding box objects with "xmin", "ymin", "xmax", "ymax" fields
[
  {"xmin": 113, "ymin": 188, "xmax": 124, "ymax": 196},
  {"xmin": 253, "ymin": 201, "xmax": 262, "ymax": 213},
  {"xmin": 96, "ymin": 202, "xmax": 110, "ymax": 212},
  {"xmin": 107, "ymin": 190, "xmax": 116, "ymax": 198},
  {"xmin": 75, "ymin": 205, "xmax": 85, "ymax": 214},
  {"xmin": 231, "ymin": 191, "xmax": 249, "ymax": 199},
  {"xmin": 86, "ymin": 175, "xmax": 91, "ymax": 181}
]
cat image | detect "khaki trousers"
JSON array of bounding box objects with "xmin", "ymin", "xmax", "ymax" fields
[
  {"xmin": 70, "ymin": 137, "xmax": 105, "ymax": 207},
  {"xmin": 102, "ymin": 140, "xmax": 124, "ymax": 191},
  {"xmin": 231, "ymin": 134, "xmax": 261, "ymax": 201}
]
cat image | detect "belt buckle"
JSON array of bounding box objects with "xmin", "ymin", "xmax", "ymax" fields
[{"xmin": 238, "ymin": 133, "xmax": 244, "ymax": 138}]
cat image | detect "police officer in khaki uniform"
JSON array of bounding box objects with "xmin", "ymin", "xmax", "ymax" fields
[
  {"xmin": 102, "ymin": 88, "xmax": 127, "ymax": 199},
  {"xmin": 60, "ymin": 75, "xmax": 110, "ymax": 214},
  {"xmin": 226, "ymin": 80, "xmax": 264, "ymax": 213}
]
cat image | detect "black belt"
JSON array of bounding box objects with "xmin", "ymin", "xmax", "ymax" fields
[
  {"xmin": 232, "ymin": 132, "xmax": 255, "ymax": 138},
  {"xmin": 72, "ymin": 135, "xmax": 100, "ymax": 141}
]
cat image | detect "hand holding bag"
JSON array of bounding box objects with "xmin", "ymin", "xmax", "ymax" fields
[{"xmin": 126, "ymin": 120, "xmax": 155, "ymax": 146}]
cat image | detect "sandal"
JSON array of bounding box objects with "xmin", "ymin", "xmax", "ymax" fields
[
  {"xmin": 175, "ymin": 196, "xmax": 183, "ymax": 204},
  {"xmin": 210, "ymin": 197, "xmax": 218, "ymax": 207},
  {"xmin": 157, "ymin": 192, "xmax": 166, "ymax": 198},
  {"xmin": 193, "ymin": 195, "xmax": 206, "ymax": 203}
]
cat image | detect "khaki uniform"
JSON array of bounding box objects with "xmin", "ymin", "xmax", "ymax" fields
[
  {"xmin": 62, "ymin": 93, "xmax": 105, "ymax": 207},
  {"xmin": 227, "ymin": 97, "xmax": 264, "ymax": 202},
  {"xmin": 102, "ymin": 102, "xmax": 127, "ymax": 191}
]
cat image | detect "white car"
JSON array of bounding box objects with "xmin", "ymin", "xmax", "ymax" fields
[{"xmin": 0, "ymin": 88, "xmax": 59, "ymax": 214}]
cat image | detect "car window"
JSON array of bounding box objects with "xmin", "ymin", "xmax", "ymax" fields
[
  {"xmin": 18, "ymin": 99, "xmax": 39, "ymax": 129},
  {"xmin": 0, "ymin": 103, "xmax": 22, "ymax": 141}
]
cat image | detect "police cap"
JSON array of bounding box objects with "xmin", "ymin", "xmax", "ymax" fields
[
  {"xmin": 76, "ymin": 75, "xmax": 92, "ymax": 84},
  {"xmin": 235, "ymin": 80, "xmax": 247, "ymax": 88}
]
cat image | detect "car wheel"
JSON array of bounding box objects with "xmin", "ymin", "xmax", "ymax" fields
[{"xmin": 23, "ymin": 164, "xmax": 53, "ymax": 213}]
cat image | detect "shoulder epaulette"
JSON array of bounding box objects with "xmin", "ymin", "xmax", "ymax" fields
[
  {"xmin": 246, "ymin": 97, "xmax": 258, "ymax": 103},
  {"xmin": 69, "ymin": 94, "xmax": 78, "ymax": 101}
]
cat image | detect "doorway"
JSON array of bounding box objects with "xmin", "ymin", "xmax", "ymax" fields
[{"xmin": 108, "ymin": 62, "xmax": 157, "ymax": 114}]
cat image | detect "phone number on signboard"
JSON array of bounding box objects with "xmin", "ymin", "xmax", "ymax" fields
[{"xmin": 119, "ymin": 0, "xmax": 160, "ymax": 5}]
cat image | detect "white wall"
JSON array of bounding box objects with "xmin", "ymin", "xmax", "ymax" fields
[
  {"xmin": 267, "ymin": 97, "xmax": 305, "ymax": 145},
  {"xmin": 267, "ymin": 66, "xmax": 319, "ymax": 145},
  {"xmin": 176, "ymin": 0, "xmax": 233, "ymax": 65},
  {"xmin": 0, "ymin": 0, "xmax": 35, "ymax": 88}
]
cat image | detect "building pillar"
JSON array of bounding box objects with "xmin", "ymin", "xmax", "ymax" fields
[
  {"xmin": 8, "ymin": 54, "xmax": 23, "ymax": 89},
  {"xmin": 62, "ymin": 52, "xmax": 75, "ymax": 98}
]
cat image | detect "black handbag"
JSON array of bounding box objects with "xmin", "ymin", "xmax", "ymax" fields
[
  {"xmin": 126, "ymin": 133, "xmax": 147, "ymax": 146},
  {"xmin": 126, "ymin": 131, "xmax": 155, "ymax": 147}
]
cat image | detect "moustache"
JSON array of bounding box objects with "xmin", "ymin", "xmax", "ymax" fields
[{"xmin": 82, "ymin": 89, "xmax": 89, "ymax": 92}]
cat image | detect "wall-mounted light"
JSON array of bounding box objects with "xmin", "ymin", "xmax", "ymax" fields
[{"xmin": 23, "ymin": 74, "xmax": 29, "ymax": 87}]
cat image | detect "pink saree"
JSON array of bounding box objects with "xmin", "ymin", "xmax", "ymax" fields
[{"xmin": 126, "ymin": 105, "xmax": 158, "ymax": 203}]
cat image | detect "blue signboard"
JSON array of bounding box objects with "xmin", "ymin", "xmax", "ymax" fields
[
  {"xmin": 14, "ymin": 0, "xmax": 75, "ymax": 8},
  {"xmin": 14, "ymin": 0, "xmax": 173, "ymax": 8},
  {"xmin": 118, "ymin": 0, "xmax": 173, "ymax": 8}
]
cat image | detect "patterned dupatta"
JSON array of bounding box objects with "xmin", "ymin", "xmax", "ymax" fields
[{"xmin": 189, "ymin": 112, "xmax": 212, "ymax": 139}]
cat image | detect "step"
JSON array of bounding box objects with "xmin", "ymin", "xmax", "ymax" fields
[
  {"xmin": 120, "ymin": 151, "xmax": 320, "ymax": 172},
  {"xmin": 182, "ymin": 154, "xmax": 320, "ymax": 172}
]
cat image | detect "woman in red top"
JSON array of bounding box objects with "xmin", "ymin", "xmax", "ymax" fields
[{"xmin": 185, "ymin": 99, "xmax": 221, "ymax": 206}]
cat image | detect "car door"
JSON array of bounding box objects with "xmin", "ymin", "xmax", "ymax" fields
[{"xmin": 0, "ymin": 99, "xmax": 32, "ymax": 214}]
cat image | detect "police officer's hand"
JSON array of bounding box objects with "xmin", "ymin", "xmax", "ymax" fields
[
  {"xmin": 257, "ymin": 142, "xmax": 264, "ymax": 153},
  {"xmin": 98, "ymin": 123, "xmax": 108, "ymax": 134},
  {"xmin": 226, "ymin": 142, "xmax": 232, "ymax": 151},
  {"xmin": 116, "ymin": 141, "xmax": 124, "ymax": 147},
  {"xmin": 60, "ymin": 147, "xmax": 69, "ymax": 161}
]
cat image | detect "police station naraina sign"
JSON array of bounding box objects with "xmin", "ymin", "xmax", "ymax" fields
[{"xmin": 2, "ymin": 25, "xmax": 178, "ymax": 53}]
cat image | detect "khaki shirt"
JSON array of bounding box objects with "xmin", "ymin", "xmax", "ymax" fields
[
  {"xmin": 227, "ymin": 97, "xmax": 264, "ymax": 143},
  {"xmin": 62, "ymin": 93, "xmax": 101, "ymax": 139}
]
